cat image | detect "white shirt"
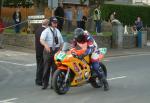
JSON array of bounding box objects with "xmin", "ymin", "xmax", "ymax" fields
[{"xmin": 40, "ymin": 27, "xmax": 64, "ymax": 48}]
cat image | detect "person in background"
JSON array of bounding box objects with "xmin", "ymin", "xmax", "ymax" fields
[
  {"xmin": 135, "ymin": 16, "xmax": 143, "ymax": 48},
  {"xmin": 76, "ymin": 6, "xmax": 83, "ymax": 28},
  {"xmin": 93, "ymin": 5, "xmax": 101, "ymax": 34},
  {"xmin": 80, "ymin": 16, "xmax": 87, "ymax": 30},
  {"xmin": 12, "ymin": 8, "xmax": 22, "ymax": 33},
  {"xmin": 54, "ymin": 3, "xmax": 64, "ymax": 32},
  {"xmin": 110, "ymin": 12, "xmax": 116, "ymax": 22},
  {"xmin": 0, "ymin": 18, "xmax": 5, "ymax": 49},
  {"xmin": 65, "ymin": 6, "xmax": 73, "ymax": 33},
  {"xmin": 131, "ymin": 25, "xmax": 137, "ymax": 35},
  {"xmin": 135, "ymin": 16, "xmax": 143, "ymax": 31},
  {"xmin": 35, "ymin": 19, "xmax": 49, "ymax": 86},
  {"xmin": 40, "ymin": 17, "xmax": 64, "ymax": 89}
]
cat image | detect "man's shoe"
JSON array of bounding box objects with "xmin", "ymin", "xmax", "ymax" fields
[
  {"xmin": 35, "ymin": 82, "xmax": 42, "ymax": 86},
  {"xmin": 42, "ymin": 84, "xmax": 48, "ymax": 90}
]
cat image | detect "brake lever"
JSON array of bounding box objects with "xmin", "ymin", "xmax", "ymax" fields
[{"xmin": 71, "ymin": 52, "xmax": 78, "ymax": 58}]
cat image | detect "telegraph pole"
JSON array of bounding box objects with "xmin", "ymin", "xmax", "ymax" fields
[
  {"xmin": 0, "ymin": 0, "xmax": 2, "ymax": 17},
  {"xmin": 0, "ymin": 0, "xmax": 4, "ymax": 17}
]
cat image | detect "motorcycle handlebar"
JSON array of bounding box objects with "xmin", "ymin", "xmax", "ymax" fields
[{"xmin": 71, "ymin": 52, "xmax": 78, "ymax": 58}]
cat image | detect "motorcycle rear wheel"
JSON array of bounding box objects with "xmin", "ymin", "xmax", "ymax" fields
[
  {"xmin": 52, "ymin": 69, "xmax": 70, "ymax": 95},
  {"xmin": 90, "ymin": 62, "xmax": 107, "ymax": 88}
]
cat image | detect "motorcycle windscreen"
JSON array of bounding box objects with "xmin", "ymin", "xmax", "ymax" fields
[{"xmin": 61, "ymin": 42, "xmax": 71, "ymax": 52}]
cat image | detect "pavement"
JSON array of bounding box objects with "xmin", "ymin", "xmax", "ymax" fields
[
  {"xmin": 106, "ymin": 47, "xmax": 150, "ymax": 57},
  {"xmin": 1, "ymin": 44, "xmax": 150, "ymax": 58}
]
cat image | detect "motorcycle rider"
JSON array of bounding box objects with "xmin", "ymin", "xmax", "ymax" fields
[{"xmin": 72, "ymin": 28, "xmax": 109, "ymax": 91}]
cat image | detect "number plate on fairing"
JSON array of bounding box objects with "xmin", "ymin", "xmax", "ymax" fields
[
  {"xmin": 99, "ymin": 48, "xmax": 107, "ymax": 55},
  {"xmin": 56, "ymin": 51, "xmax": 66, "ymax": 61}
]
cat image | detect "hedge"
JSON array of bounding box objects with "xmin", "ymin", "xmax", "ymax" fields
[{"xmin": 101, "ymin": 4, "xmax": 150, "ymax": 27}]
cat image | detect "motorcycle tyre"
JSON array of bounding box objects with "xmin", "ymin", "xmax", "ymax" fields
[
  {"xmin": 99, "ymin": 62, "xmax": 107, "ymax": 78},
  {"xmin": 90, "ymin": 62, "xmax": 107, "ymax": 88},
  {"xmin": 52, "ymin": 69, "xmax": 70, "ymax": 95}
]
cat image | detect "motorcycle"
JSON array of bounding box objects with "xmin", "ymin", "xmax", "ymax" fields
[{"xmin": 52, "ymin": 42, "xmax": 107, "ymax": 95}]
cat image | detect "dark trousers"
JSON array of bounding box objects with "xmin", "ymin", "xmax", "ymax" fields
[
  {"xmin": 77, "ymin": 21, "xmax": 82, "ymax": 28},
  {"xmin": 15, "ymin": 21, "xmax": 20, "ymax": 33},
  {"xmin": 57, "ymin": 18, "xmax": 64, "ymax": 32},
  {"xmin": 42, "ymin": 47, "xmax": 59, "ymax": 86},
  {"xmin": 35, "ymin": 52, "xmax": 44, "ymax": 84},
  {"xmin": 66, "ymin": 20, "xmax": 72, "ymax": 33},
  {"xmin": 95, "ymin": 20, "xmax": 101, "ymax": 33}
]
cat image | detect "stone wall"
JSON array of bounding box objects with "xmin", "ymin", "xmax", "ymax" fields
[
  {"xmin": 147, "ymin": 28, "xmax": 150, "ymax": 40},
  {"xmin": 3, "ymin": 34, "xmax": 112, "ymax": 49},
  {"xmin": 3, "ymin": 34, "xmax": 35, "ymax": 49},
  {"xmin": 3, "ymin": 33, "xmax": 140, "ymax": 49},
  {"xmin": 93, "ymin": 35, "xmax": 112, "ymax": 48},
  {"xmin": 123, "ymin": 35, "xmax": 137, "ymax": 48}
]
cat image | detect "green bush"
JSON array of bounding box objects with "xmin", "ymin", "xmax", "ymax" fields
[{"xmin": 101, "ymin": 4, "xmax": 150, "ymax": 26}]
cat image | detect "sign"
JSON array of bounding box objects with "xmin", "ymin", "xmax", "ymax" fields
[
  {"xmin": 28, "ymin": 15, "xmax": 45, "ymax": 24},
  {"xmin": 28, "ymin": 15, "xmax": 45, "ymax": 20},
  {"xmin": 28, "ymin": 20, "xmax": 43, "ymax": 24}
]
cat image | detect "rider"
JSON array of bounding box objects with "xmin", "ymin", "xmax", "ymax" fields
[{"xmin": 72, "ymin": 28, "xmax": 109, "ymax": 91}]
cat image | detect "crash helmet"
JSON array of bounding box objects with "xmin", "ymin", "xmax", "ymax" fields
[{"xmin": 74, "ymin": 28, "xmax": 86, "ymax": 43}]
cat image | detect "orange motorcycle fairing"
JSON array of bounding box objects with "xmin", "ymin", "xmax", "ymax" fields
[{"xmin": 57, "ymin": 65, "xmax": 68, "ymax": 71}]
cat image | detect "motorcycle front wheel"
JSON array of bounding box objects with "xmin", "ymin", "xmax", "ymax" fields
[{"xmin": 52, "ymin": 69, "xmax": 70, "ymax": 95}]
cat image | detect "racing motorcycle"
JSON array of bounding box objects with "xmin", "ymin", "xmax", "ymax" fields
[{"xmin": 52, "ymin": 42, "xmax": 107, "ymax": 95}]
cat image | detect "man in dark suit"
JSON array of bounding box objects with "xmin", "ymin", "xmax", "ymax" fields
[{"xmin": 35, "ymin": 19, "xmax": 49, "ymax": 86}]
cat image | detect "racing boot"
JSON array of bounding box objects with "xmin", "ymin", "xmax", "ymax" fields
[
  {"xmin": 102, "ymin": 78, "xmax": 109, "ymax": 91},
  {"xmin": 92, "ymin": 62, "xmax": 109, "ymax": 91},
  {"xmin": 99, "ymin": 69, "xmax": 109, "ymax": 91}
]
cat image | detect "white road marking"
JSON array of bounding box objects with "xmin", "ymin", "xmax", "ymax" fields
[
  {"xmin": 108, "ymin": 76, "xmax": 127, "ymax": 81},
  {"xmin": 3, "ymin": 51, "xmax": 29, "ymax": 56},
  {"xmin": 24, "ymin": 63, "xmax": 36, "ymax": 67},
  {"xmin": 0, "ymin": 98, "xmax": 18, "ymax": 103},
  {"xmin": 103, "ymin": 59, "xmax": 110, "ymax": 62},
  {"xmin": 107, "ymin": 53, "xmax": 150, "ymax": 59},
  {"xmin": 0, "ymin": 60, "xmax": 36, "ymax": 67}
]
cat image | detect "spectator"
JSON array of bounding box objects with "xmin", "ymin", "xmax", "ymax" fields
[
  {"xmin": 54, "ymin": 3, "xmax": 64, "ymax": 32},
  {"xmin": 40, "ymin": 17, "xmax": 64, "ymax": 89},
  {"xmin": 135, "ymin": 16, "xmax": 143, "ymax": 48},
  {"xmin": 131, "ymin": 25, "xmax": 137, "ymax": 35},
  {"xmin": 80, "ymin": 16, "xmax": 87, "ymax": 30},
  {"xmin": 93, "ymin": 5, "xmax": 101, "ymax": 34},
  {"xmin": 76, "ymin": 6, "xmax": 83, "ymax": 28},
  {"xmin": 0, "ymin": 18, "xmax": 5, "ymax": 49},
  {"xmin": 13, "ymin": 8, "xmax": 22, "ymax": 33},
  {"xmin": 135, "ymin": 16, "xmax": 143, "ymax": 31},
  {"xmin": 35, "ymin": 19, "xmax": 49, "ymax": 86},
  {"xmin": 110, "ymin": 12, "xmax": 116, "ymax": 22},
  {"xmin": 65, "ymin": 6, "xmax": 73, "ymax": 33}
]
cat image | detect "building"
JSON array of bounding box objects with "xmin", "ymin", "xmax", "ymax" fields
[
  {"xmin": 48, "ymin": 0, "xmax": 89, "ymax": 9},
  {"xmin": 132, "ymin": 0, "xmax": 150, "ymax": 5},
  {"xmin": 106, "ymin": 0, "xmax": 150, "ymax": 5}
]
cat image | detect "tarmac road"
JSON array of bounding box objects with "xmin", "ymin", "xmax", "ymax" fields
[{"xmin": 0, "ymin": 49, "xmax": 150, "ymax": 103}]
